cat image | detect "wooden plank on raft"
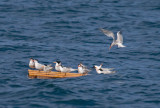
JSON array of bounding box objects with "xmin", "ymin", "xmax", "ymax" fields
[{"xmin": 28, "ymin": 69, "xmax": 87, "ymax": 79}]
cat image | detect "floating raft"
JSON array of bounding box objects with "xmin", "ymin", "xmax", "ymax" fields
[{"xmin": 28, "ymin": 69, "xmax": 87, "ymax": 79}]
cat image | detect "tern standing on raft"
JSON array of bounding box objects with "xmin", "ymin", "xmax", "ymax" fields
[
  {"xmin": 78, "ymin": 63, "xmax": 91, "ymax": 74},
  {"xmin": 29, "ymin": 58, "xmax": 35, "ymax": 68},
  {"xmin": 53, "ymin": 61, "xmax": 77, "ymax": 72},
  {"xmin": 34, "ymin": 59, "xmax": 45, "ymax": 71},
  {"xmin": 53, "ymin": 61, "xmax": 62, "ymax": 72},
  {"xmin": 43, "ymin": 64, "xmax": 53, "ymax": 72}
]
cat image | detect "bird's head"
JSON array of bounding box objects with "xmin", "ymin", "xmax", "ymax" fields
[
  {"xmin": 30, "ymin": 58, "xmax": 34, "ymax": 62},
  {"xmin": 78, "ymin": 64, "xmax": 81, "ymax": 67},
  {"xmin": 93, "ymin": 65, "xmax": 96, "ymax": 69},
  {"xmin": 53, "ymin": 61, "xmax": 61, "ymax": 66}
]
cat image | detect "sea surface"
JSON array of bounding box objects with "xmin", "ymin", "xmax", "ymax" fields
[{"xmin": 0, "ymin": 0, "xmax": 160, "ymax": 107}]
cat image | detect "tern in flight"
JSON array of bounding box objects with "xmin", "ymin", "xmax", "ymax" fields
[{"xmin": 100, "ymin": 28, "xmax": 126, "ymax": 50}]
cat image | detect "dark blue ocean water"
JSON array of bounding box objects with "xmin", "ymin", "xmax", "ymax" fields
[{"xmin": 0, "ymin": 0, "xmax": 160, "ymax": 107}]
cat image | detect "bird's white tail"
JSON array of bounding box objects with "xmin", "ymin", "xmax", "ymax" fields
[
  {"xmin": 71, "ymin": 69, "xmax": 77, "ymax": 71},
  {"xmin": 118, "ymin": 43, "xmax": 126, "ymax": 48},
  {"xmin": 101, "ymin": 70, "xmax": 116, "ymax": 74}
]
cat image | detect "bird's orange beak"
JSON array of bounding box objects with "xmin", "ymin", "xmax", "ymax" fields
[
  {"xmin": 109, "ymin": 45, "xmax": 111, "ymax": 50},
  {"xmin": 53, "ymin": 62, "xmax": 56, "ymax": 63}
]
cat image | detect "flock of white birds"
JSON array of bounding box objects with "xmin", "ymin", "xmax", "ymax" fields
[{"xmin": 29, "ymin": 29, "xmax": 126, "ymax": 74}]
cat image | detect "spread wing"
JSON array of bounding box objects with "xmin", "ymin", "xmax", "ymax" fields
[
  {"xmin": 100, "ymin": 28, "xmax": 115, "ymax": 40},
  {"xmin": 117, "ymin": 31, "xmax": 123, "ymax": 43},
  {"xmin": 82, "ymin": 65, "xmax": 91, "ymax": 73}
]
